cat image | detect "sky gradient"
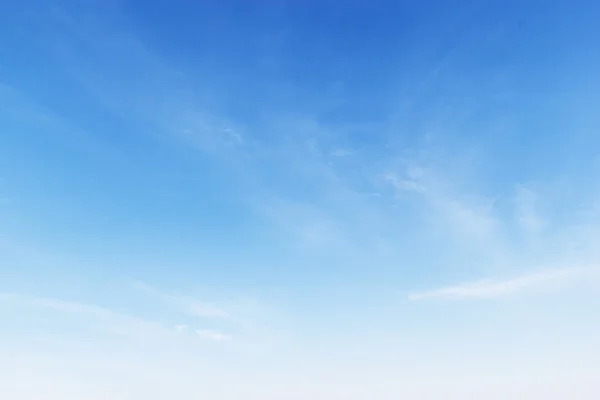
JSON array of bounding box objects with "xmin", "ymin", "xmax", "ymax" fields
[{"xmin": 2, "ymin": 1, "xmax": 600, "ymax": 398}]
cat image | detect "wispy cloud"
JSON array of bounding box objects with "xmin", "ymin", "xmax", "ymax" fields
[
  {"xmin": 0, "ymin": 292, "xmax": 244, "ymax": 347},
  {"xmin": 44, "ymin": 3, "xmax": 241, "ymax": 157},
  {"xmin": 27, "ymin": 3, "xmax": 397, "ymax": 259},
  {"xmin": 0, "ymin": 293, "xmax": 167, "ymax": 340},
  {"xmin": 514, "ymin": 184, "xmax": 546, "ymax": 238},
  {"xmin": 174, "ymin": 324, "xmax": 188, "ymax": 333},
  {"xmin": 384, "ymin": 174, "xmax": 425, "ymax": 193},
  {"xmin": 133, "ymin": 283, "xmax": 278, "ymax": 347},
  {"xmin": 134, "ymin": 282, "xmax": 229, "ymax": 320},
  {"xmin": 257, "ymin": 196, "xmax": 347, "ymax": 250},
  {"xmin": 330, "ymin": 148, "xmax": 353, "ymax": 157},
  {"xmin": 178, "ymin": 112, "xmax": 246, "ymax": 154},
  {"xmin": 195, "ymin": 329, "xmax": 232, "ymax": 342},
  {"xmin": 408, "ymin": 267, "xmax": 593, "ymax": 301},
  {"xmin": 385, "ymin": 164, "xmax": 499, "ymax": 242}
]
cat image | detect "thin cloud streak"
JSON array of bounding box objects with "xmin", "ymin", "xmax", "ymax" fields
[
  {"xmin": 514, "ymin": 184, "xmax": 546, "ymax": 238},
  {"xmin": 330, "ymin": 148, "xmax": 353, "ymax": 157},
  {"xmin": 408, "ymin": 267, "xmax": 593, "ymax": 301},
  {"xmin": 195, "ymin": 329, "xmax": 232, "ymax": 342},
  {"xmin": 0, "ymin": 292, "xmax": 168, "ymax": 340},
  {"xmin": 134, "ymin": 282, "xmax": 229, "ymax": 320},
  {"xmin": 385, "ymin": 165, "xmax": 499, "ymax": 242},
  {"xmin": 133, "ymin": 283, "xmax": 271, "ymax": 346}
]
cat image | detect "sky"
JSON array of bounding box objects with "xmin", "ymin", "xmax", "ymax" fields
[{"xmin": 1, "ymin": 0, "xmax": 600, "ymax": 398}]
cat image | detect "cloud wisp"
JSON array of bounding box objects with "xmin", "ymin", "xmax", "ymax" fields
[
  {"xmin": 133, "ymin": 282, "xmax": 279, "ymax": 345},
  {"xmin": 195, "ymin": 329, "xmax": 232, "ymax": 342},
  {"xmin": 134, "ymin": 282, "xmax": 229, "ymax": 320},
  {"xmin": 385, "ymin": 164, "xmax": 499, "ymax": 243},
  {"xmin": 0, "ymin": 292, "xmax": 168, "ymax": 340},
  {"xmin": 408, "ymin": 267, "xmax": 594, "ymax": 301},
  {"xmin": 0, "ymin": 291, "xmax": 241, "ymax": 346}
]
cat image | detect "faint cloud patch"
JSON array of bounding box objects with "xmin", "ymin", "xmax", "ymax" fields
[
  {"xmin": 134, "ymin": 282, "xmax": 229, "ymax": 320},
  {"xmin": 384, "ymin": 165, "xmax": 498, "ymax": 241},
  {"xmin": 179, "ymin": 112, "xmax": 245, "ymax": 153},
  {"xmin": 195, "ymin": 329, "xmax": 232, "ymax": 342},
  {"xmin": 408, "ymin": 267, "xmax": 594, "ymax": 301},
  {"xmin": 330, "ymin": 148, "xmax": 353, "ymax": 157},
  {"xmin": 174, "ymin": 324, "xmax": 188, "ymax": 333},
  {"xmin": 513, "ymin": 184, "xmax": 546, "ymax": 238},
  {"xmin": 0, "ymin": 293, "xmax": 169, "ymax": 340}
]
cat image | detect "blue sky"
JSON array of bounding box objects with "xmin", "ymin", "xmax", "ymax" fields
[{"xmin": 2, "ymin": 0, "xmax": 600, "ymax": 398}]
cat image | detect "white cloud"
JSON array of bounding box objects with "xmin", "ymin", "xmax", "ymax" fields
[
  {"xmin": 0, "ymin": 293, "xmax": 167, "ymax": 340},
  {"xmin": 384, "ymin": 173, "xmax": 425, "ymax": 193},
  {"xmin": 195, "ymin": 329, "xmax": 232, "ymax": 342},
  {"xmin": 330, "ymin": 148, "xmax": 353, "ymax": 157},
  {"xmin": 432, "ymin": 195, "xmax": 498, "ymax": 239},
  {"xmin": 178, "ymin": 113, "xmax": 245, "ymax": 153},
  {"xmin": 174, "ymin": 324, "xmax": 188, "ymax": 333},
  {"xmin": 256, "ymin": 196, "xmax": 347, "ymax": 249},
  {"xmin": 408, "ymin": 267, "xmax": 593, "ymax": 301},
  {"xmin": 385, "ymin": 167, "xmax": 498, "ymax": 241},
  {"xmin": 134, "ymin": 282, "xmax": 229, "ymax": 319},
  {"xmin": 514, "ymin": 184, "xmax": 546, "ymax": 237},
  {"xmin": 133, "ymin": 283, "xmax": 281, "ymax": 351}
]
